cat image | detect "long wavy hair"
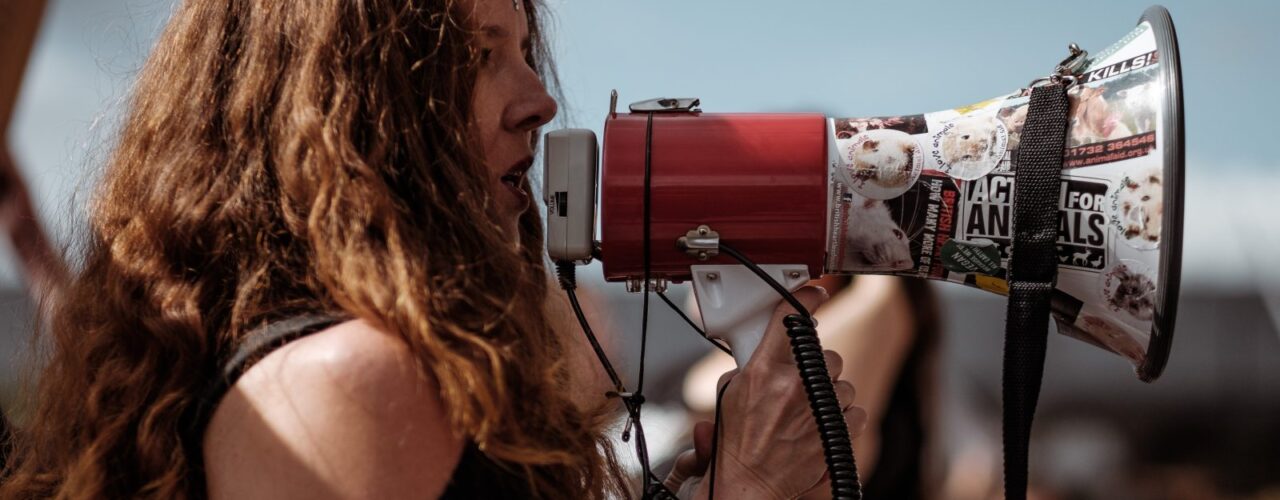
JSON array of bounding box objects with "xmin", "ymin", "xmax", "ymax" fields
[{"xmin": 0, "ymin": 0, "xmax": 624, "ymax": 497}]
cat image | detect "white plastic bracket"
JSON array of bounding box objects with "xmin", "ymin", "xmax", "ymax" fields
[{"xmin": 690, "ymin": 264, "xmax": 811, "ymax": 367}]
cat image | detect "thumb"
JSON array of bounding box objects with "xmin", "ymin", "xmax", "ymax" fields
[
  {"xmin": 665, "ymin": 421, "xmax": 717, "ymax": 493},
  {"xmin": 663, "ymin": 449, "xmax": 700, "ymax": 493},
  {"xmin": 748, "ymin": 285, "xmax": 828, "ymax": 367},
  {"xmin": 692, "ymin": 420, "xmax": 715, "ymax": 471}
]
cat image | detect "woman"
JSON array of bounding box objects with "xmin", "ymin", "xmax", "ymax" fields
[{"xmin": 0, "ymin": 0, "xmax": 864, "ymax": 498}]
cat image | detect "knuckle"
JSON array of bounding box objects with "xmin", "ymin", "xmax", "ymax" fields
[
  {"xmin": 777, "ymin": 377, "xmax": 806, "ymax": 399},
  {"xmin": 836, "ymin": 381, "xmax": 857, "ymax": 405},
  {"xmin": 781, "ymin": 286, "xmax": 827, "ymax": 314},
  {"xmin": 843, "ymin": 405, "xmax": 869, "ymax": 431},
  {"xmin": 716, "ymin": 369, "xmax": 739, "ymax": 388}
]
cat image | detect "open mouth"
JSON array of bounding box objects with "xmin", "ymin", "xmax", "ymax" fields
[
  {"xmin": 501, "ymin": 157, "xmax": 534, "ymax": 191},
  {"xmin": 500, "ymin": 156, "xmax": 535, "ymax": 211}
]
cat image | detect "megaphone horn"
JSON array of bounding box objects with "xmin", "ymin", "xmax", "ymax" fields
[
  {"xmin": 544, "ymin": 6, "xmax": 1182, "ymax": 499},
  {"xmin": 548, "ymin": 6, "xmax": 1182, "ymax": 382}
]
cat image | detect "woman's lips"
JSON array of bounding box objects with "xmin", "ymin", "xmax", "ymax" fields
[{"xmin": 499, "ymin": 156, "xmax": 534, "ymax": 211}]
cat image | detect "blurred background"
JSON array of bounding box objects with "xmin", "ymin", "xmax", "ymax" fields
[{"xmin": 2, "ymin": 0, "xmax": 1278, "ymax": 498}]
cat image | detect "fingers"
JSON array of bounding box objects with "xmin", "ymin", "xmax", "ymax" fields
[
  {"xmin": 663, "ymin": 449, "xmax": 700, "ymax": 492},
  {"xmin": 692, "ymin": 421, "xmax": 715, "ymax": 472},
  {"xmin": 823, "ymin": 350, "xmax": 843, "ymax": 380},
  {"xmin": 783, "ymin": 286, "xmax": 829, "ymax": 320},
  {"xmin": 836, "ymin": 378, "xmax": 868, "ymax": 437},
  {"xmin": 665, "ymin": 422, "xmax": 716, "ymax": 494},
  {"xmin": 834, "ymin": 379, "xmax": 856, "ymax": 410},
  {"xmin": 844, "ymin": 404, "xmax": 869, "ymax": 438}
]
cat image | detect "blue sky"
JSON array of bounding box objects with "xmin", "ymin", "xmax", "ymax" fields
[
  {"xmin": 545, "ymin": 1, "xmax": 1277, "ymax": 169},
  {"xmin": 4, "ymin": 0, "xmax": 1279, "ymax": 288}
]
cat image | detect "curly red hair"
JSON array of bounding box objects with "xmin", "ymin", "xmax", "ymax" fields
[{"xmin": 0, "ymin": 0, "xmax": 623, "ymax": 497}]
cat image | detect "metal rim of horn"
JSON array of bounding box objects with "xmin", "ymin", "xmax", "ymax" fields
[{"xmin": 1139, "ymin": 5, "xmax": 1183, "ymax": 382}]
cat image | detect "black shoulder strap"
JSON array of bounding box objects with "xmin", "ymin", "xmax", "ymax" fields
[
  {"xmin": 205, "ymin": 313, "xmax": 347, "ymax": 405},
  {"xmin": 1003, "ymin": 83, "xmax": 1070, "ymax": 500},
  {"xmin": 183, "ymin": 313, "xmax": 346, "ymax": 483}
]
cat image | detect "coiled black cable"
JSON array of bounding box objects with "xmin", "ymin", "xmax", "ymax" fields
[
  {"xmin": 783, "ymin": 314, "xmax": 862, "ymax": 499},
  {"xmin": 718, "ymin": 243, "xmax": 863, "ymax": 500}
]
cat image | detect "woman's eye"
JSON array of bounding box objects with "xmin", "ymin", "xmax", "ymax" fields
[{"xmin": 479, "ymin": 48, "xmax": 494, "ymax": 64}]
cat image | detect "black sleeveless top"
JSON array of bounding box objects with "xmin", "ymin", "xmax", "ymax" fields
[{"xmin": 183, "ymin": 314, "xmax": 531, "ymax": 498}]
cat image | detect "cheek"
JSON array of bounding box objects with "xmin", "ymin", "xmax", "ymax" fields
[
  {"xmin": 470, "ymin": 79, "xmax": 504, "ymax": 172},
  {"xmin": 471, "ymin": 72, "xmax": 506, "ymax": 126}
]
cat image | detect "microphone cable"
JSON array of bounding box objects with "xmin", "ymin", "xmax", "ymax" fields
[{"xmin": 554, "ymin": 262, "xmax": 675, "ymax": 499}]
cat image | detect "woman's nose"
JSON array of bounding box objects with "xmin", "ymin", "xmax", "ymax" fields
[{"xmin": 503, "ymin": 73, "xmax": 558, "ymax": 133}]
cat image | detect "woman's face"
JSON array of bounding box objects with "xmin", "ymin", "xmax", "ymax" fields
[{"xmin": 467, "ymin": 0, "xmax": 558, "ymax": 242}]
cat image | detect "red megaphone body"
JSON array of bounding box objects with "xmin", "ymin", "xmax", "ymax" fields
[{"xmin": 600, "ymin": 111, "xmax": 829, "ymax": 282}]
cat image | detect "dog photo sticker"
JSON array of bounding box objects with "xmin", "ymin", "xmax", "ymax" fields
[
  {"xmin": 1100, "ymin": 259, "xmax": 1156, "ymax": 322},
  {"xmin": 1061, "ymin": 69, "xmax": 1162, "ymax": 170},
  {"xmin": 826, "ymin": 172, "xmax": 961, "ymax": 277},
  {"xmin": 996, "ymin": 101, "xmax": 1029, "ymax": 154},
  {"xmin": 835, "ymin": 129, "xmax": 924, "ymax": 200},
  {"xmin": 1107, "ymin": 167, "xmax": 1163, "ymax": 250},
  {"xmin": 929, "ymin": 114, "xmax": 1009, "ymax": 181}
]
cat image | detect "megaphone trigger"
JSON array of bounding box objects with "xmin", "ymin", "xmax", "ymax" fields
[{"xmin": 690, "ymin": 263, "xmax": 809, "ymax": 367}]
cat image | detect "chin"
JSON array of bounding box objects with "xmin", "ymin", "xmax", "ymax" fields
[{"xmin": 500, "ymin": 220, "xmax": 524, "ymax": 249}]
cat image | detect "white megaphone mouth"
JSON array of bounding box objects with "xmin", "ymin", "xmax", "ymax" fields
[{"xmin": 1132, "ymin": 5, "xmax": 1183, "ymax": 381}]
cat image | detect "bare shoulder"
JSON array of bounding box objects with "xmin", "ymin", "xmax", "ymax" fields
[{"xmin": 204, "ymin": 319, "xmax": 464, "ymax": 499}]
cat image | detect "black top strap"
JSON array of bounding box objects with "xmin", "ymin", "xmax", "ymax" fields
[
  {"xmin": 1003, "ymin": 83, "xmax": 1070, "ymax": 500},
  {"xmin": 183, "ymin": 312, "xmax": 346, "ymax": 493},
  {"xmin": 202, "ymin": 314, "xmax": 347, "ymax": 408}
]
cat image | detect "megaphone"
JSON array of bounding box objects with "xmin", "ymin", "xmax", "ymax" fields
[
  {"xmin": 547, "ymin": 6, "xmax": 1181, "ymax": 382},
  {"xmin": 545, "ymin": 5, "xmax": 1182, "ymax": 498}
]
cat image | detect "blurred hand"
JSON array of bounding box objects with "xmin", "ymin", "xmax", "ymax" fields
[{"xmin": 667, "ymin": 286, "xmax": 869, "ymax": 499}]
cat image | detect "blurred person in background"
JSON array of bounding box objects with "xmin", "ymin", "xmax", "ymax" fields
[
  {"xmin": 0, "ymin": 0, "xmax": 70, "ymax": 471},
  {"xmin": 0, "ymin": 0, "xmax": 868, "ymax": 498}
]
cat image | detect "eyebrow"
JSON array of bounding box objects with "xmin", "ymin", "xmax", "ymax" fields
[
  {"xmin": 480, "ymin": 25, "xmax": 510, "ymax": 39},
  {"xmin": 479, "ymin": 24, "xmax": 531, "ymax": 50}
]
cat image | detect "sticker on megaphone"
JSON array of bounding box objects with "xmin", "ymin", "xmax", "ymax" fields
[{"xmin": 821, "ymin": 20, "xmax": 1175, "ymax": 370}]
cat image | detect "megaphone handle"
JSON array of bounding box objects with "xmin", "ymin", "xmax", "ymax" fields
[
  {"xmin": 721, "ymin": 301, "xmax": 777, "ymax": 368},
  {"xmin": 691, "ymin": 263, "xmax": 864, "ymax": 499},
  {"xmin": 689, "ymin": 264, "xmax": 812, "ymax": 367}
]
